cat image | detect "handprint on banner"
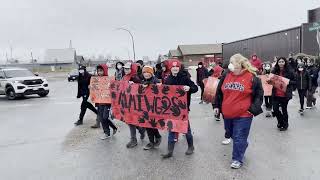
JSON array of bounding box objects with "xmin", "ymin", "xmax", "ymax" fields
[
  {"xmin": 176, "ymin": 88, "xmax": 186, "ymax": 97},
  {"xmin": 151, "ymin": 85, "xmax": 159, "ymax": 94},
  {"xmin": 162, "ymin": 86, "xmax": 170, "ymax": 95}
]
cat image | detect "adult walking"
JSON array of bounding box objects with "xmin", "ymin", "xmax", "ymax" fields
[
  {"xmin": 196, "ymin": 62, "xmax": 208, "ymax": 104},
  {"xmin": 270, "ymin": 57, "xmax": 296, "ymax": 131},
  {"xmin": 213, "ymin": 54, "xmax": 263, "ymax": 169},
  {"xmin": 74, "ymin": 65, "xmax": 98, "ymax": 126}
]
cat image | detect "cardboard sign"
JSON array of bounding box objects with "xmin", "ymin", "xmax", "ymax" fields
[
  {"xmin": 110, "ymin": 81, "xmax": 189, "ymax": 133},
  {"xmin": 259, "ymin": 75, "xmax": 273, "ymax": 96},
  {"xmin": 90, "ymin": 76, "xmax": 113, "ymax": 104},
  {"xmin": 269, "ymin": 74, "xmax": 290, "ymax": 93},
  {"xmin": 202, "ymin": 77, "xmax": 219, "ymax": 103}
]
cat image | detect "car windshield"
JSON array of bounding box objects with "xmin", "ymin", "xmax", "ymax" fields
[{"xmin": 4, "ymin": 69, "xmax": 35, "ymax": 78}]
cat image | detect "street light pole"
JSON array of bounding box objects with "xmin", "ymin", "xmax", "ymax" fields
[{"xmin": 116, "ymin": 28, "xmax": 136, "ymax": 61}]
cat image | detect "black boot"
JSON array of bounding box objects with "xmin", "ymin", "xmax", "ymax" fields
[
  {"xmin": 162, "ymin": 142, "xmax": 175, "ymax": 159},
  {"xmin": 185, "ymin": 136, "xmax": 194, "ymax": 155},
  {"xmin": 74, "ymin": 119, "xmax": 83, "ymax": 126}
]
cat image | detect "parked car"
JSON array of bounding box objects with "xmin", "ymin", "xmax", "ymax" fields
[
  {"xmin": 67, "ymin": 69, "xmax": 79, "ymax": 82},
  {"xmin": 0, "ymin": 68, "xmax": 49, "ymax": 100}
]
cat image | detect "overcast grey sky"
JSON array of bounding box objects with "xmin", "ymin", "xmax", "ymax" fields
[{"xmin": 0, "ymin": 0, "xmax": 318, "ymax": 62}]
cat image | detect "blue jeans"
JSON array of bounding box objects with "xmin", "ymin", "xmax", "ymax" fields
[
  {"xmin": 168, "ymin": 122, "xmax": 193, "ymax": 146},
  {"xmin": 224, "ymin": 117, "xmax": 252, "ymax": 163}
]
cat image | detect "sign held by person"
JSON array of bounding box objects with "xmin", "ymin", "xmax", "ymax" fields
[
  {"xmin": 202, "ymin": 77, "xmax": 219, "ymax": 103},
  {"xmin": 268, "ymin": 74, "xmax": 290, "ymax": 93},
  {"xmin": 90, "ymin": 76, "xmax": 113, "ymax": 104},
  {"xmin": 110, "ymin": 81, "xmax": 189, "ymax": 133},
  {"xmin": 259, "ymin": 75, "xmax": 273, "ymax": 96}
]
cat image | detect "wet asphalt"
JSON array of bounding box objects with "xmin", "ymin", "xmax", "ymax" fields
[{"xmin": 0, "ymin": 73, "xmax": 320, "ymax": 180}]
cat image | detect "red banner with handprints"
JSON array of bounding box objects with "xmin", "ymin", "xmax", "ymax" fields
[
  {"xmin": 90, "ymin": 76, "xmax": 113, "ymax": 104},
  {"xmin": 202, "ymin": 77, "xmax": 219, "ymax": 103},
  {"xmin": 259, "ymin": 75, "xmax": 273, "ymax": 96},
  {"xmin": 110, "ymin": 80, "xmax": 189, "ymax": 133},
  {"xmin": 268, "ymin": 74, "xmax": 290, "ymax": 93}
]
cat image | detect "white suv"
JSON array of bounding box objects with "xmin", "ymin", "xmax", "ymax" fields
[{"xmin": 0, "ymin": 68, "xmax": 49, "ymax": 100}]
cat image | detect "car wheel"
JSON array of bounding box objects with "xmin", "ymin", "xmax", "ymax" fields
[
  {"xmin": 6, "ymin": 87, "xmax": 16, "ymax": 100},
  {"xmin": 38, "ymin": 92, "xmax": 49, "ymax": 97}
]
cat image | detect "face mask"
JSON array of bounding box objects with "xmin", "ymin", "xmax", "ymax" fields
[
  {"xmin": 298, "ymin": 68, "xmax": 304, "ymax": 71},
  {"xmin": 198, "ymin": 65, "xmax": 202, "ymax": 68},
  {"xmin": 265, "ymin": 67, "xmax": 271, "ymax": 71},
  {"xmin": 117, "ymin": 65, "xmax": 123, "ymax": 69},
  {"xmin": 79, "ymin": 70, "xmax": 84, "ymax": 74},
  {"xmin": 228, "ymin": 63, "xmax": 235, "ymax": 72}
]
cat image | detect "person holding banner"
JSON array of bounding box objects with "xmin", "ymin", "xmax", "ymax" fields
[
  {"xmin": 162, "ymin": 59, "xmax": 198, "ymax": 159},
  {"xmin": 123, "ymin": 62, "xmax": 146, "ymax": 148},
  {"xmin": 95, "ymin": 64, "xmax": 118, "ymax": 139},
  {"xmin": 269, "ymin": 57, "xmax": 296, "ymax": 131},
  {"xmin": 140, "ymin": 66, "xmax": 162, "ymax": 150},
  {"xmin": 74, "ymin": 65, "xmax": 98, "ymax": 126},
  {"xmin": 213, "ymin": 54, "xmax": 263, "ymax": 169}
]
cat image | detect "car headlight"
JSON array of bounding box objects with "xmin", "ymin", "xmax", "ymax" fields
[{"xmin": 13, "ymin": 80, "xmax": 23, "ymax": 84}]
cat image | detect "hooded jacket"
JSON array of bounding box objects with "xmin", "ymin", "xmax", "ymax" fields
[
  {"xmin": 115, "ymin": 62, "xmax": 125, "ymax": 81},
  {"xmin": 96, "ymin": 64, "xmax": 111, "ymax": 106},
  {"xmin": 77, "ymin": 68, "xmax": 92, "ymax": 98},
  {"xmin": 208, "ymin": 65, "xmax": 224, "ymax": 78},
  {"xmin": 122, "ymin": 63, "xmax": 142, "ymax": 83},
  {"xmin": 161, "ymin": 60, "xmax": 171, "ymax": 82},
  {"xmin": 250, "ymin": 55, "xmax": 263, "ymax": 73}
]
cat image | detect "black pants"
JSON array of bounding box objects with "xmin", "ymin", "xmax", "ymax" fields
[
  {"xmin": 97, "ymin": 105, "xmax": 117, "ymax": 135},
  {"xmin": 298, "ymin": 89, "xmax": 307, "ymax": 109},
  {"xmin": 146, "ymin": 128, "xmax": 161, "ymax": 144},
  {"xmin": 264, "ymin": 96, "xmax": 272, "ymax": 111},
  {"xmin": 272, "ymin": 96, "xmax": 289, "ymax": 129},
  {"xmin": 79, "ymin": 95, "xmax": 98, "ymax": 121},
  {"xmin": 199, "ymin": 83, "xmax": 205, "ymax": 100}
]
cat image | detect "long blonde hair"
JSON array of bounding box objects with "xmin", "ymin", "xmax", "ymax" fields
[{"xmin": 230, "ymin": 53, "xmax": 257, "ymax": 76}]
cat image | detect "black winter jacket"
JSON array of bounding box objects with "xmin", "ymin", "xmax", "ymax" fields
[
  {"xmin": 164, "ymin": 72, "xmax": 198, "ymax": 111},
  {"xmin": 296, "ymin": 71, "xmax": 311, "ymax": 90},
  {"xmin": 306, "ymin": 65, "xmax": 319, "ymax": 87},
  {"xmin": 77, "ymin": 71, "xmax": 91, "ymax": 98},
  {"xmin": 213, "ymin": 71, "xmax": 264, "ymax": 116}
]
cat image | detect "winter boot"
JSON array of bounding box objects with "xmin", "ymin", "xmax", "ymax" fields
[
  {"xmin": 162, "ymin": 142, "xmax": 175, "ymax": 159},
  {"xmin": 126, "ymin": 138, "xmax": 138, "ymax": 148},
  {"xmin": 74, "ymin": 119, "xmax": 83, "ymax": 126}
]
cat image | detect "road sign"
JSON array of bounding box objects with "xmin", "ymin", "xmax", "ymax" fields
[{"xmin": 309, "ymin": 22, "xmax": 320, "ymax": 31}]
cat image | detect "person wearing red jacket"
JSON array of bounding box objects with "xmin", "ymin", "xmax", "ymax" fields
[
  {"xmin": 123, "ymin": 62, "xmax": 146, "ymax": 148},
  {"xmin": 250, "ymin": 54, "xmax": 263, "ymax": 74},
  {"xmin": 161, "ymin": 60, "xmax": 171, "ymax": 83},
  {"xmin": 95, "ymin": 64, "xmax": 118, "ymax": 139},
  {"xmin": 214, "ymin": 54, "xmax": 263, "ymax": 169}
]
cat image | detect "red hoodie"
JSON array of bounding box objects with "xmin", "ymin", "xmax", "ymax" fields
[
  {"xmin": 250, "ymin": 55, "xmax": 263, "ymax": 73},
  {"xmin": 122, "ymin": 63, "xmax": 141, "ymax": 83},
  {"xmin": 221, "ymin": 70, "xmax": 254, "ymax": 119},
  {"xmin": 211, "ymin": 65, "xmax": 223, "ymax": 78},
  {"xmin": 97, "ymin": 64, "xmax": 109, "ymax": 76}
]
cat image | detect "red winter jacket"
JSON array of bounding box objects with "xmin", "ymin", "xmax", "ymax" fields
[{"xmin": 250, "ymin": 55, "xmax": 263, "ymax": 73}]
